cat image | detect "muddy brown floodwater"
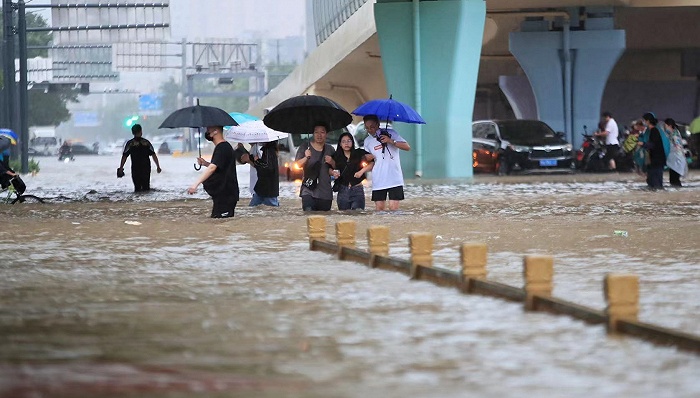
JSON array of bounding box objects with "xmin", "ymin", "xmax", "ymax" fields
[{"xmin": 1, "ymin": 155, "xmax": 699, "ymax": 397}]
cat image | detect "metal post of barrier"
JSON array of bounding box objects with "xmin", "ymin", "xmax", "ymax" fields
[
  {"xmin": 367, "ymin": 226, "xmax": 390, "ymax": 267},
  {"xmin": 604, "ymin": 274, "xmax": 639, "ymax": 333},
  {"xmin": 307, "ymin": 216, "xmax": 326, "ymax": 249},
  {"xmin": 460, "ymin": 243, "xmax": 488, "ymax": 287},
  {"xmin": 523, "ymin": 255, "xmax": 554, "ymax": 311}
]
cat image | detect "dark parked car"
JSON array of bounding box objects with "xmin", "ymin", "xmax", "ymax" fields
[
  {"xmin": 70, "ymin": 143, "xmax": 98, "ymax": 155},
  {"xmin": 472, "ymin": 120, "xmax": 575, "ymax": 175}
]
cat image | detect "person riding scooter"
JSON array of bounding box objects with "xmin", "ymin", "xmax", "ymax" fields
[{"xmin": 58, "ymin": 141, "xmax": 74, "ymax": 161}]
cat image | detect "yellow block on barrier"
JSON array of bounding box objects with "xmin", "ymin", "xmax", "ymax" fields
[
  {"xmin": 367, "ymin": 226, "xmax": 390, "ymax": 259},
  {"xmin": 335, "ymin": 220, "xmax": 356, "ymax": 249},
  {"xmin": 461, "ymin": 243, "xmax": 488, "ymax": 280},
  {"xmin": 523, "ymin": 255, "xmax": 554, "ymax": 311},
  {"xmin": 409, "ymin": 233, "xmax": 434, "ymax": 268},
  {"xmin": 604, "ymin": 274, "xmax": 639, "ymax": 332},
  {"xmin": 307, "ymin": 216, "xmax": 326, "ymax": 247}
]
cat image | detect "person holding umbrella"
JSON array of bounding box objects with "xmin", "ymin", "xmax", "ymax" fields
[
  {"xmin": 295, "ymin": 122, "xmax": 336, "ymax": 211},
  {"xmin": 362, "ymin": 114, "xmax": 411, "ymax": 211},
  {"xmin": 240, "ymin": 140, "xmax": 280, "ymax": 207},
  {"xmin": 0, "ymin": 129, "xmax": 18, "ymax": 183},
  {"xmin": 186, "ymin": 126, "xmax": 240, "ymax": 218},
  {"xmin": 0, "ymin": 129, "xmax": 17, "ymax": 155}
]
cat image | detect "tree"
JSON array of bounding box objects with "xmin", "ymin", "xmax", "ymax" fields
[
  {"xmin": 26, "ymin": 12, "xmax": 52, "ymax": 58},
  {"xmin": 0, "ymin": 9, "xmax": 80, "ymax": 127},
  {"xmin": 267, "ymin": 62, "xmax": 297, "ymax": 91},
  {"xmin": 28, "ymin": 89, "xmax": 75, "ymax": 126}
]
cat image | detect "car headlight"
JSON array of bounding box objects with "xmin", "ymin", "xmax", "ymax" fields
[
  {"xmin": 508, "ymin": 145, "xmax": 530, "ymax": 152},
  {"xmin": 563, "ymin": 144, "xmax": 573, "ymax": 154}
]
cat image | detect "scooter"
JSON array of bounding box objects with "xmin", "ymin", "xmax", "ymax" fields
[
  {"xmin": 576, "ymin": 125, "xmax": 633, "ymax": 172},
  {"xmin": 575, "ymin": 126, "xmax": 605, "ymax": 172},
  {"xmin": 58, "ymin": 149, "xmax": 74, "ymax": 162}
]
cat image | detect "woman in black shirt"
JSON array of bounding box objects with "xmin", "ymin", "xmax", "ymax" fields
[
  {"xmin": 331, "ymin": 132, "xmax": 373, "ymax": 210},
  {"xmin": 640, "ymin": 113, "xmax": 667, "ymax": 190}
]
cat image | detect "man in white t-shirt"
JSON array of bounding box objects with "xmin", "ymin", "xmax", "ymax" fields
[
  {"xmin": 362, "ymin": 114, "xmax": 411, "ymax": 211},
  {"xmin": 595, "ymin": 111, "xmax": 620, "ymax": 171}
]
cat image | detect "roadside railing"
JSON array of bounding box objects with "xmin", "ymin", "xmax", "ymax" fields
[{"xmin": 306, "ymin": 216, "xmax": 700, "ymax": 354}]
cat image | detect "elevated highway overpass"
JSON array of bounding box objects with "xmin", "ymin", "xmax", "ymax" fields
[{"xmin": 248, "ymin": 0, "xmax": 700, "ymax": 178}]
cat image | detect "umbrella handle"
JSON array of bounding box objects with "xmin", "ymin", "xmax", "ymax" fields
[{"xmin": 194, "ymin": 127, "xmax": 203, "ymax": 171}]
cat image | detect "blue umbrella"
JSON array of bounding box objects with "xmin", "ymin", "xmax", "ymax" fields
[
  {"xmin": 352, "ymin": 95, "xmax": 426, "ymax": 124},
  {"xmin": 229, "ymin": 112, "xmax": 260, "ymax": 125},
  {"xmin": 0, "ymin": 128, "xmax": 18, "ymax": 144}
]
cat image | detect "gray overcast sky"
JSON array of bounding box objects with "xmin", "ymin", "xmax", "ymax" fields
[
  {"xmin": 170, "ymin": 0, "xmax": 306, "ymax": 40},
  {"xmin": 36, "ymin": 0, "xmax": 307, "ymax": 40}
]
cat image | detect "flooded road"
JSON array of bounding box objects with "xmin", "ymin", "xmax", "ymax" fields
[{"xmin": 1, "ymin": 154, "xmax": 699, "ymax": 397}]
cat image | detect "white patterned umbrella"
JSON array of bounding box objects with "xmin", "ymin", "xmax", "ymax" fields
[{"xmin": 224, "ymin": 120, "xmax": 288, "ymax": 143}]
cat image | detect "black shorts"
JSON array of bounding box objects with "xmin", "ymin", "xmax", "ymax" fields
[
  {"xmin": 604, "ymin": 144, "xmax": 620, "ymax": 162},
  {"xmin": 371, "ymin": 186, "xmax": 404, "ymax": 202},
  {"xmin": 211, "ymin": 194, "xmax": 237, "ymax": 218}
]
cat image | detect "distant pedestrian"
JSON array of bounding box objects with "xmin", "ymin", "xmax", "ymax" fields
[
  {"xmin": 117, "ymin": 124, "xmax": 162, "ymax": 192},
  {"xmin": 594, "ymin": 111, "xmax": 620, "ymax": 171},
  {"xmin": 661, "ymin": 118, "xmax": 688, "ymax": 187},
  {"xmin": 690, "ymin": 114, "xmax": 700, "ymax": 167},
  {"xmin": 639, "ymin": 113, "xmax": 667, "ymax": 190},
  {"xmin": 623, "ymin": 120, "xmax": 645, "ymax": 175},
  {"xmin": 187, "ymin": 126, "xmax": 240, "ymax": 218}
]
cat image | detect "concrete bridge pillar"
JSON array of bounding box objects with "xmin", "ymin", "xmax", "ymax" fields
[
  {"xmin": 374, "ymin": 0, "xmax": 485, "ymax": 179},
  {"xmin": 509, "ymin": 9, "xmax": 625, "ymax": 148}
]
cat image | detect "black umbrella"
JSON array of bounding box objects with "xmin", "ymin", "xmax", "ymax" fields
[
  {"xmin": 263, "ymin": 94, "xmax": 352, "ymax": 134},
  {"xmin": 159, "ymin": 101, "xmax": 238, "ymax": 170},
  {"xmin": 159, "ymin": 102, "xmax": 237, "ymax": 129}
]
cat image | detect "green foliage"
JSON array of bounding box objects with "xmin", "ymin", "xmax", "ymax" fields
[
  {"xmin": 0, "ymin": 9, "xmax": 74, "ymax": 127},
  {"xmin": 0, "ymin": 10, "xmax": 53, "ymax": 74},
  {"xmin": 29, "ymin": 89, "xmax": 78, "ymax": 126},
  {"xmin": 159, "ymin": 78, "xmax": 181, "ymax": 114},
  {"xmin": 26, "ymin": 13, "xmax": 52, "ymax": 58},
  {"xmin": 266, "ymin": 62, "xmax": 297, "ymax": 91},
  {"xmin": 9, "ymin": 158, "xmax": 41, "ymax": 174}
]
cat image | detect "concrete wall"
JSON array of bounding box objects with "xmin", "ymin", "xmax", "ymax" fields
[{"xmin": 602, "ymin": 80, "xmax": 699, "ymax": 127}]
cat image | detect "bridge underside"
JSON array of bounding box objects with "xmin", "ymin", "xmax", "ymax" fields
[{"xmin": 249, "ymin": 1, "xmax": 700, "ymax": 179}]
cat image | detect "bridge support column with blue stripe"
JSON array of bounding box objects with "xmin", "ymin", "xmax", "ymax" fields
[
  {"xmin": 375, "ymin": 0, "xmax": 485, "ymax": 179},
  {"xmin": 510, "ymin": 26, "xmax": 625, "ymax": 148}
]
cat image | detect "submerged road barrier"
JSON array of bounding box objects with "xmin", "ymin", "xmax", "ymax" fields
[{"xmin": 305, "ymin": 216, "xmax": 700, "ymax": 354}]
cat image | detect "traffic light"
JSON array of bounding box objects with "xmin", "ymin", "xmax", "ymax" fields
[{"xmin": 124, "ymin": 115, "xmax": 139, "ymax": 128}]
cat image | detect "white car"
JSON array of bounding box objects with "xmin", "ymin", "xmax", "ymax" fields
[{"xmin": 100, "ymin": 140, "xmax": 126, "ymax": 155}]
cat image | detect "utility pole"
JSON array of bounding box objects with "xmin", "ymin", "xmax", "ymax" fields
[
  {"xmin": 17, "ymin": 0, "xmax": 27, "ymax": 171},
  {"xmin": 3, "ymin": 0, "xmax": 16, "ymax": 135}
]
